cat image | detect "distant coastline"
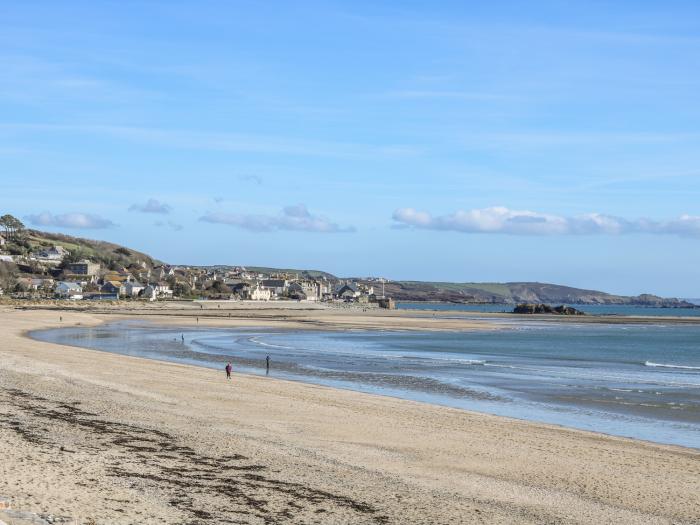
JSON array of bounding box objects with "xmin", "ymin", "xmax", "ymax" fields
[{"xmin": 397, "ymin": 301, "xmax": 700, "ymax": 317}]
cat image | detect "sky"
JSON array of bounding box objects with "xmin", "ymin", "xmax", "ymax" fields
[{"xmin": 2, "ymin": 1, "xmax": 700, "ymax": 296}]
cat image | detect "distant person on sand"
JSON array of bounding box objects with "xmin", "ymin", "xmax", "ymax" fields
[
  {"xmin": 266, "ymin": 355, "xmax": 270, "ymax": 375},
  {"xmin": 225, "ymin": 362, "xmax": 232, "ymax": 379}
]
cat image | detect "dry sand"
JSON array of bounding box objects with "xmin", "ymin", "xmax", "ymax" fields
[{"xmin": 1, "ymin": 305, "xmax": 699, "ymax": 524}]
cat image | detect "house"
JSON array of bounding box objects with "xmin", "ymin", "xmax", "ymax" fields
[
  {"xmin": 228, "ymin": 282, "xmax": 251, "ymax": 298},
  {"xmin": 335, "ymin": 283, "xmax": 360, "ymax": 301},
  {"xmin": 55, "ymin": 281, "xmax": 83, "ymax": 299},
  {"xmin": 150, "ymin": 265, "xmax": 174, "ymax": 280},
  {"xmin": 101, "ymin": 281, "xmax": 125, "ymax": 295},
  {"xmin": 124, "ymin": 281, "xmax": 145, "ymax": 297},
  {"xmin": 66, "ymin": 260, "xmax": 100, "ymax": 276},
  {"xmin": 37, "ymin": 245, "xmax": 69, "ymax": 261},
  {"xmin": 30, "ymin": 278, "xmax": 54, "ymax": 291},
  {"xmin": 0, "ymin": 234, "xmax": 5, "ymax": 246},
  {"xmin": 260, "ymin": 279, "xmax": 288, "ymax": 296},
  {"xmin": 0, "ymin": 255, "xmax": 13, "ymax": 263},
  {"xmin": 287, "ymin": 282, "xmax": 307, "ymax": 300},
  {"xmin": 250, "ymin": 284, "xmax": 271, "ymax": 301},
  {"xmin": 154, "ymin": 281, "xmax": 173, "ymax": 297},
  {"xmin": 142, "ymin": 285, "xmax": 157, "ymax": 301},
  {"xmin": 289, "ymin": 280, "xmax": 324, "ymax": 301}
]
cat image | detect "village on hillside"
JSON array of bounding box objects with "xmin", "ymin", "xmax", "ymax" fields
[{"xmin": 0, "ymin": 215, "xmax": 395, "ymax": 308}]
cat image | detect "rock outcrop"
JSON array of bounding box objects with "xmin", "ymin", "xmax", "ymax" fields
[{"xmin": 513, "ymin": 303, "xmax": 586, "ymax": 315}]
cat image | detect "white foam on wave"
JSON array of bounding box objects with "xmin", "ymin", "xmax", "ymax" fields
[
  {"xmin": 644, "ymin": 361, "xmax": 700, "ymax": 371},
  {"xmin": 248, "ymin": 337, "xmax": 295, "ymax": 350},
  {"xmin": 430, "ymin": 358, "xmax": 486, "ymax": 365}
]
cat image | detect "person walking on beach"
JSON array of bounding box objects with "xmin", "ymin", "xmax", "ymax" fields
[
  {"xmin": 266, "ymin": 355, "xmax": 270, "ymax": 376},
  {"xmin": 225, "ymin": 362, "xmax": 232, "ymax": 380},
  {"xmin": 181, "ymin": 334, "xmax": 185, "ymax": 343}
]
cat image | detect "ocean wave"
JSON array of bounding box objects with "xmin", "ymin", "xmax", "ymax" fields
[
  {"xmin": 644, "ymin": 361, "xmax": 700, "ymax": 371},
  {"xmin": 248, "ymin": 337, "xmax": 295, "ymax": 350}
]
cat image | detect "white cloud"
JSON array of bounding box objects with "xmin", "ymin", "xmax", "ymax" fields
[
  {"xmin": 200, "ymin": 204, "xmax": 354, "ymax": 233},
  {"xmin": 26, "ymin": 212, "xmax": 116, "ymax": 229},
  {"xmin": 129, "ymin": 198, "xmax": 172, "ymax": 214},
  {"xmin": 392, "ymin": 206, "xmax": 700, "ymax": 237},
  {"xmin": 154, "ymin": 220, "xmax": 183, "ymax": 232}
]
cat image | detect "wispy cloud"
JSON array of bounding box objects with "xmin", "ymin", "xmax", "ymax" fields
[
  {"xmin": 239, "ymin": 174, "xmax": 263, "ymax": 185},
  {"xmin": 458, "ymin": 132, "xmax": 700, "ymax": 150},
  {"xmin": 129, "ymin": 198, "xmax": 172, "ymax": 214},
  {"xmin": 0, "ymin": 123, "xmax": 420, "ymax": 160},
  {"xmin": 200, "ymin": 204, "xmax": 355, "ymax": 233},
  {"xmin": 393, "ymin": 206, "xmax": 700, "ymax": 237},
  {"xmin": 154, "ymin": 220, "xmax": 183, "ymax": 231},
  {"xmin": 387, "ymin": 90, "xmax": 511, "ymax": 101},
  {"xmin": 26, "ymin": 211, "xmax": 116, "ymax": 229}
]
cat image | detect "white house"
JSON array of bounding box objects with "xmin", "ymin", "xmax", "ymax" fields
[
  {"xmin": 55, "ymin": 281, "xmax": 83, "ymax": 299},
  {"xmin": 0, "ymin": 234, "xmax": 5, "ymax": 246},
  {"xmin": 30, "ymin": 278, "xmax": 54, "ymax": 291},
  {"xmin": 250, "ymin": 285, "xmax": 271, "ymax": 301},
  {"xmin": 154, "ymin": 282, "xmax": 173, "ymax": 297}
]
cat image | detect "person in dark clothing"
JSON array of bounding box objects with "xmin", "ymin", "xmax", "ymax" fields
[
  {"xmin": 266, "ymin": 355, "xmax": 270, "ymax": 375},
  {"xmin": 225, "ymin": 362, "xmax": 232, "ymax": 379}
]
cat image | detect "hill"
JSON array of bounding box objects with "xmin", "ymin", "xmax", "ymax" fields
[
  {"xmin": 353, "ymin": 279, "xmax": 695, "ymax": 307},
  {"xmin": 23, "ymin": 230, "xmax": 161, "ymax": 271},
  {"xmin": 1, "ymin": 224, "xmax": 693, "ymax": 307},
  {"xmin": 201, "ymin": 265, "xmax": 337, "ymax": 280}
]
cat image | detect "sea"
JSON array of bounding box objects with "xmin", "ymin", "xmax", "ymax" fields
[
  {"xmin": 397, "ymin": 301, "xmax": 700, "ymax": 316},
  {"xmin": 31, "ymin": 319, "xmax": 700, "ymax": 449}
]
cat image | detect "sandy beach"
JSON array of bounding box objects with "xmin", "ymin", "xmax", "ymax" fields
[{"xmin": 1, "ymin": 305, "xmax": 699, "ymax": 524}]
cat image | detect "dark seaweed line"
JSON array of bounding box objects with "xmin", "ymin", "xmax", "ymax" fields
[{"xmin": 1, "ymin": 386, "xmax": 389, "ymax": 525}]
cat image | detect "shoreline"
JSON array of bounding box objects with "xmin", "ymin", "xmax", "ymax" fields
[
  {"xmin": 29, "ymin": 316, "xmax": 700, "ymax": 450},
  {"xmin": 2, "ymin": 307, "xmax": 699, "ymax": 523},
  {"xmin": 8, "ymin": 298, "xmax": 700, "ymax": 326}
]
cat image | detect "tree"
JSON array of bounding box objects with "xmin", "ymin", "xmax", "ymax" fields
[
  {"xmin": 173, "ymin": 282, "xmax": 191, "ymax": 297},
  {"xmin": 0, "ymin": 262, "xmax": 17, "ymax": 292},
  {"xmin": 60, "ymin": 249, "xmax": 88, "ymax": 267},
  {"xmin": 0, "ymin": 214, "xmax": 25, "ymax": 241}
]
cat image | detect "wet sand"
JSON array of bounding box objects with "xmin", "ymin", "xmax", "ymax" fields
[{"xmin": 1, "ymin": 306, "xmax": 699, "ymax": 524}]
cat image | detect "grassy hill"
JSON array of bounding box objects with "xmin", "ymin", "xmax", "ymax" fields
[
  {"xmin": 2, "ymin": 226, "xmax": 692, "ymax": 307},
  {"xmin": 354, "ymin": 279, "xmax": 695, "ymax": 307},
  {"xmin": 20, "ymin": 230, "xmax": 160, "ymax": 271},
  {"xmin": 194, "ymin": 265, "xmax": 337, "ymax": 280}
]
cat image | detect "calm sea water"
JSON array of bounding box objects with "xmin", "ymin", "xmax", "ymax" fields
[
  {"xmin": 398, "ymin": 301, "xmax": 700, "ymax": 317},
  {"xmin": 31, "ymin": 320, "xmax": 700, "ymax": 448}
]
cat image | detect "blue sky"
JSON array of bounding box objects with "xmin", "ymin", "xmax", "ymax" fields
[{"xmin": 2, "ymin": 1, "xmax": 700, "ymax": 296}]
